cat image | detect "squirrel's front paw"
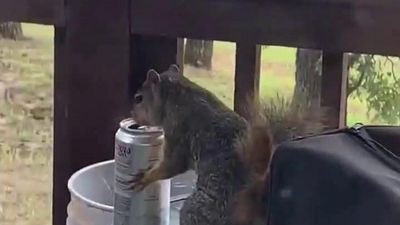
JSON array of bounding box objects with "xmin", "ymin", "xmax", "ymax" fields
[{"xmin": 128, "ymin": 167, "xmax": 152, "ymax": 192}]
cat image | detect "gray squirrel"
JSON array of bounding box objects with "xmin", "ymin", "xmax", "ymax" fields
[{"xmin": 129, "ymin": 64, "xmax": 325, "ymax": 225}]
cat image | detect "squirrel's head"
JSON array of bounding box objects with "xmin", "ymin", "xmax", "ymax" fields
[{"xmin": 130, "ymin": 64, "xmax": 181, "ymax": 126}]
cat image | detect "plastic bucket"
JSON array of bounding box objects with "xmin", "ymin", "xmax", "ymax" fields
[{"xmin": 66, "ymin": 160, "xmax": 195, "ymax": 225}]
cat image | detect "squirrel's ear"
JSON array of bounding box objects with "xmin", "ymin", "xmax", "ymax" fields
[
  {"xmin": 145, "ymin": 69, "xmax": 161, "ymax": 86},
  {"xmin": 168, "ymin": 64, "xmax": 180, "ymax": 73}
]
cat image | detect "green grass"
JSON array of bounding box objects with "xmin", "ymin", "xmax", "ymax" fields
[
  {"xmin": 186, "ymin": 41, "xmax": 298, "ymax": 108},
  {"xmin": 189, "ymin": 41, "xmax": 382, "ymax": 125},
  {"xmin": 261, "ymin": 46, "xmax": 296, "ymax": 63},
  {"xmin": 213, "ymin": 42, "xmax": 296, "ymax": 63},
  {"xmin": 21, "ymin": 23, "xmax": 54, "ymax": 42},
  {"xmin": 0, "ymin": 22, "xmax": 54, "ymax": 225}
]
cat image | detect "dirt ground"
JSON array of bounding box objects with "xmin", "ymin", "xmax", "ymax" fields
[{"xmin": 0, "ymin": 25, "xmax": 53, "ymax": 225}]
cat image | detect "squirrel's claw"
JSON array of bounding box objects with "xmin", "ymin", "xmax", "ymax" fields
[{"xmin": 127, "ymin": 167, "xmax": 152, "ymax": 192}]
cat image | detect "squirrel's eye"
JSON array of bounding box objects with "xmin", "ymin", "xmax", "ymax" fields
[{"xmin": 134, "ymin": 94, "xmax": 143, "ymax": 104}]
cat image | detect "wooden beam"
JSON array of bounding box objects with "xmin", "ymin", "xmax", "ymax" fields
[
  {"xmin": 131, "ymin": 0, "xmax": 400, "ymax": 56},
  {"xmin": 0, "ymin": 0, "xmax": 64, "ymax": 25},
  {"xmin": 283, "ymin": 0, "xmax": 400, "ymax": 7},
  {"xmin": 53, "ymin": 0, "xmax": 130, "ymax": 223},
  {"xmin": 320, "ymin": 52, "xmax": 349, "ymax": 129},
  {"xmin": 234, "ymin": 42, "xmax": 261, "ymax": 119},
  {"xmin": 177, "ymin": 38, "xmax": 185, "ymax": 73},
  {"xmin": 297, "ymin": 0, "xmax": 400, "ymax": 7},
  {"xmin": 53, "ymin": 26, "xmax": 69, "ymax": 225},
  {"xmin": 130, "ymin": 35, "xmax": 178, "ymax": 97}
]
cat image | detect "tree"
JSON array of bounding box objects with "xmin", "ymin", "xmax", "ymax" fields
[
  {"xmin": 349, "ymin": 55, "xmax": 400, "ymax": 124},
  {"xmin": 184, "ymin": 39, "xmax": 213, "ymax": 70},
  {"xmin": 291, "ymin": 49, "xmax": 322, "ymax": 109},
  {"xmin": 0, "ymin": 22, "xmax": 23, "ymax": 40},
  {"xmin": 292, "ymin": 48, "xmax": 400, "ymax": 124}
]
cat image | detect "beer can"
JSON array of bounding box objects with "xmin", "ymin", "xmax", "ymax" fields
[{"xmin": 113, "ymin": 118, "xmax": 171, "ymax": 225}]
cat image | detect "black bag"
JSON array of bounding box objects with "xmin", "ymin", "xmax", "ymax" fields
[{"xmin": 268, "ymin": 125, "xmax": 400, "ymax": 225}]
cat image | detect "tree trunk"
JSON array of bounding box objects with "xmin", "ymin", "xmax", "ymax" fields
[
  {"xmin": 291, "ymin": 48, "xmax": 322, "ymax": 110},
  {"xmin": 0, "ymin": 22, "xmax": 23, "ymax": 40},
  {"xmin": 184, "ymin": 39, "xmax": 213, "ymax": 70},
  {"xmin": 184, "ymin": 39, "xmax": 199, "ymax": 66},
  {"xmin": 201, "ymin": 40, "xmax": 213, "ymax": 70}
]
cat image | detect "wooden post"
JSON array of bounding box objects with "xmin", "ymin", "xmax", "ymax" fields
[
  {"xmin": 321, "ymin": 51, "xmax": 349, "ymax": 128},
  {"xmin": 234, "ymin": 42, "xmax": 261, "ymax": 119},
  {"xmin": 53, "ymin": 0, "xmax": 131, "ymax": 223},
  {"xmin": 0, "ymin": 0, "xmax": 65, "ymax": 25},
  {"xmin": 177, "ymin": 38, "xmax": 185, "ymax": 73},
  {"xmin": 130, "ymin": 34, "xmax": 178, "ymax": 96}
]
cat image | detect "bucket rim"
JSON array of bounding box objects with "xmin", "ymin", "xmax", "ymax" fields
[{"xmin": 67, "ymin": 159, "xmax": 115, "ymax": 212}]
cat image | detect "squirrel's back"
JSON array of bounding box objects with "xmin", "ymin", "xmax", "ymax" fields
[{"xmin": 157, "ymin": 70, "xmax": 248, "ymax": 178}]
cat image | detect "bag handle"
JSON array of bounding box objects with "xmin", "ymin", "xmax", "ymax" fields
[{"xmin": 347, "ymin": 123, "xmax": 400, "ymax": 172}]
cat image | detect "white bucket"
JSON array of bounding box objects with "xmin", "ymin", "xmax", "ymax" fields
[{"xmin": 67, "ymin": 160, "xmax": 195, "ymax": 225}]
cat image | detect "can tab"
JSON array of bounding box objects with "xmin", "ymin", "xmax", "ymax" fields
[{"xmin": 349, "ymin": 123, "xmax": 364, "ymax": 134}]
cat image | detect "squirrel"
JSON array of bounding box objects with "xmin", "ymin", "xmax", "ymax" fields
[
  {"xmin": 231, "ymin": 97, "xmax": 326, "ymax": 225},
  {"xmin": 129, "ymin": 64, "xmax": 325, "ymax": 225}
]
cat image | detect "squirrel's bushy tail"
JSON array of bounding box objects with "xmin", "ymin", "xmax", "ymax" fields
[
  {"xmin": 235, "ymin": 95, "xmax": 326, "ymax": 181},
  {"xmin": 234, "ymin": 99, "xmax": 274, "ymax": 179},
  {"xmin": 258, "ymin": 95, "xmax": 327, "ymax": 144},
  {"xmin": 232, "ymin": 95, "xmax": 326, "ymax": 225},
  {"xmin": 232, "ymin": 98, "xmax": 273, "ymax": 225}
]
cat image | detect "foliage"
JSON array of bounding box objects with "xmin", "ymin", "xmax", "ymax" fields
[
  {"xmin": 293, "ymin": 49, "xmax": 400, "ymax": 124},
  {"xmin": 348, "ymin": 54, "xmax": 400, "ymax": 124}
]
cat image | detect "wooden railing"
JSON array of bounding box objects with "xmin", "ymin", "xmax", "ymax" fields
[
  {"xmin": 131, "ymin": 0, "xmax": 400, "ymax": 55},
  {"xmin": 1, "ymin": 1, "xmax": 400, "ymax": 225},
  {"xmin": 0, "ymin": 0, "xmax": 64, "ymax": 25}
]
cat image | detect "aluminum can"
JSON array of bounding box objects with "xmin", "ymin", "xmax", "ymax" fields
[{"xmin": 113, "ymin": 118, "xmax": 171, "ymax": 225}]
